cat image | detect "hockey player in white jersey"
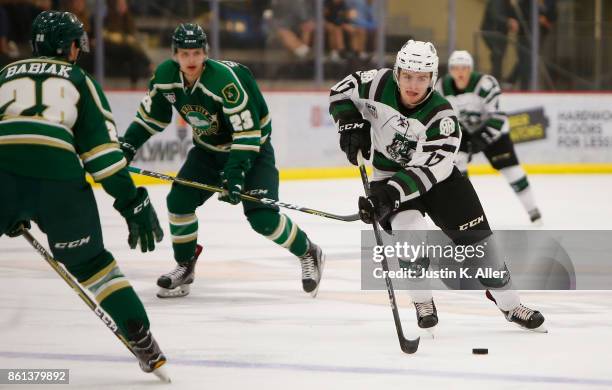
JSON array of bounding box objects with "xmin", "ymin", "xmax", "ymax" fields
[
  {"xmin": 436, "ymin": 50, "xmax": 542, "ymax": 224},
  {"xmin": 329, "ymin": 40, "xmax": 546, "ymax": 333}
]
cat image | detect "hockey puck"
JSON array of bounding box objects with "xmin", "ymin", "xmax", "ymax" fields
[{"xmin": 472, "ymin": 348, "xmax": 488, "ymax": 355}]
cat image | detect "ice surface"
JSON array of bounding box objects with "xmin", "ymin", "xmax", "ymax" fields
[{"xmin": 1, "ymin": 174, "xmax": 611, "ymax": 389}]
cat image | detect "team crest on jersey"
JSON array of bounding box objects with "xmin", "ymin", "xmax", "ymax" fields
[
  {"xmin": 180, "ymin": 104, "xmax": 219, "ymax": 136},
  {"xmin": 222, "ymin": 83, "xmax": 240, "ymax": 104},
  {"xmin": 386, "ymin": 133, "xmax": 416, "ymax": 164},
  {"xmin": 439, "ymin": 117, "xmax": 455, "ymax": 136},
  {"xmin": 163, "ymin": 93, "xmax": 176, "ymax": 103}
]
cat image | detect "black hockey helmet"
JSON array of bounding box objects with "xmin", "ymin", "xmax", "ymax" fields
[{"xmin": 31, "ymin": 11, "xmax": 89, "ymax": 58}]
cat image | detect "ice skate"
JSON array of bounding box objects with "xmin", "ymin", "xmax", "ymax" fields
[
  {"xmin": 486, "ymin": 290, "xmax": 547, "ymax": 333},
  {"xmin": 414, "ymin": 298, "xmax": 438, "ymax": 336},
  {"xmin": 298, "ymin": 239, "xmax": 325, "ymax": 298},
  {"xmin": 157, "ymin": 244, "xmax": 203, "ymax": 298},
  {"xmin": 127, "ymin": 324, "xmax": 170, "ymax": 382}
]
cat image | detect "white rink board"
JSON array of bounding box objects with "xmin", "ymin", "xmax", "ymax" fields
[{"xmin": 107, "ymin": 91, "xmax": 612, "ymax": 171}]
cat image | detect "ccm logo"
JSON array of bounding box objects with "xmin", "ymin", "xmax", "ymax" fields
[
  {"xmin": 55, "ymin": 236, "xmax": 91, "ymax": 249},
  {"xmin": 134, "ymin": 197, "xmax": 151, "ymax": 214},
  {"xmin": 339, "ymin": 122, "xmax": 364, "ymax": 131},
  {"xmin": 459, "ymin": 215, "xmax": 484, "ymax": 231}
]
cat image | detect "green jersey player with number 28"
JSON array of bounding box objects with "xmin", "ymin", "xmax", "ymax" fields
[
  {"xmin": 0, "ymin": 11, "xmax": 167, "ymax": 376},
  {"xmin": 120, "ymin": 23, "xmax": 325, "ymax": 299}
]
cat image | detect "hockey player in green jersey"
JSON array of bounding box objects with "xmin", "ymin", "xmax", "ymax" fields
[
  {"xmin": 329, "ymin": 40, "xmax": 546, "ymax": 333},
  {"xmin": 435, "ymin": 50, "xmax": 542, "ymax": 224},
  {"xmin": 0, "ymin": 11, "xmax": 167, "ymax": 375},
  {"xmin": 120, "ymin": 23, "xmax": 325, "ymax": 299}
]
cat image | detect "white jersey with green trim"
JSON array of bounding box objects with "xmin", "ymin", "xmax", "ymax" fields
[{"xmin": 329, "ymin": 68, "xmax": 462, "ymax": 203}]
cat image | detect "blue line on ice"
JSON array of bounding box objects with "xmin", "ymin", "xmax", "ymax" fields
[{"xmin": 1, "ymin": 350, "xmax": 611, "ymax": 386}]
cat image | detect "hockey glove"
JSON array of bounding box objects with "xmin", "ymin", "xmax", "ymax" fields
[
  {"xmin": 358, "ymin": 184, "xmax": 400, "ymax": 224},
  {"xmin": 119, "ymin": 137, "xmax": 138, "ymax": 164},
  {"xmin": 338, "ymin": 118, "xmax": 371, "ymax": 165},
  {"xmin": 5, "ymin": 220, "xmax": 30, "ymax": 237},
  {"xmin": 114, "ymin": 187, "xmax": 164, "ymax": 252},
  {"xmin": 219, "ymin": 169, "xmax": 245, "ymax": 205}
]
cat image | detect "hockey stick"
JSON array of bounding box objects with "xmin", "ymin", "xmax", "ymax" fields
[
  {"xmin": 18, "ymin": 226, "xmax": 170, "ymax": 382},
  {"xmin": 127, "ymin": 166, "xmax": 360, "ymax": 222},
  {"xmin": 356, "ymin": 152, "xmax": 420, "ymax": 354}
]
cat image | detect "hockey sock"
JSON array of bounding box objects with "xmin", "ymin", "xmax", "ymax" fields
[
  {"xmin": 500, "ymin": 166, "xmax": 538, "ymax": 214},
  {"xmin": 67, "ymin": 250, "xmax": 149, "ymax": 337},
  {"xmin": 168, "ymin": 212, "xmax": 198, "ymax": 262},
  {"xmin": 247, "ymin": 209, "xmax": 308, "ymax": 257}
]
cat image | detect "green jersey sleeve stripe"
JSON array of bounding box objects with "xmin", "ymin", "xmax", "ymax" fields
[
  {"xmin": 85, "ymin": 76, "xmax": 114, "ymax": 122},
  {"xmin": 393, "ymin": 170, "xmax": 420, "ymax": 194},
  {"xmin": 80, "ymin": 143, "xmax": 121, "ymax": 162},
  {"xmin": 136, "ymin": 106, "xmax": 169, "ymax": 129},
  {"xmin": 84, "ymin": 150, "xmax": 124, "ymax": 175},
  {"xmin": 88, "ymin": 158, "xmax": 126, "ymax": 181},
  {"xmin": 134, "ymin": 117, "xmax": 160, "ymax": 135}
]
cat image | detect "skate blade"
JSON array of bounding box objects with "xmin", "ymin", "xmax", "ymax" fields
[
  {"xmin": 531, "ymin": 218, "xmax": 544, "ymax": 227},
  {"xmin": 309, "ymin": 253, "xmax": 326, "ymax": 298},
  {"xmin": 425, "ymin": 327, "xmax": 436, "ymax": 339},
  {"xmin": 529, "ymin": 323, "xmax": 548, "ymax": 333},
  {"xmin": 157, "ymin": 284, "xmax": 190, "ymax": 298},
  {"xmin": 511, "ymin": 321, "xmax": 548, "ymax": 333},
  {"xmin": 152, "ymin": 362, "xmax": 171, "ymax": 383}
]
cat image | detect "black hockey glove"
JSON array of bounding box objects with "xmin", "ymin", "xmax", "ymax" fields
[
  {"xmin": 114, "ymin": 187, "xmax": 164, "ymax": 252},
  {"xmin": 119, "ymin": 137, "xmax": 138, "ymax": 164},
  {"xmin": 358, "ymin": 184, "xmax": 400, "ymax": 224},
  {"xmin": 338, "ymin": 118, "xmax": 371, "ymax": 165},
  {"xmin": 5, "ymin": 220, "xmax": 30, "ymax": 237}
]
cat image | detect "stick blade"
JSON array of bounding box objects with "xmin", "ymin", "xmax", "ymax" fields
[{"xmin": 400, "ymin": 336, "xmax": 420, "ymax": 354}]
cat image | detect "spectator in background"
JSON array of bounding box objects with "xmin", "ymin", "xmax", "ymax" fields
[
  {"xmin": 324, "ymin": 0, "xmax": 349, "ymax": 62},
  {"xmin": 0, "ymin": 0, "xmax": 53, "ymax": 49},
  {"xmin": 344, "ymin": 0, "xmax": 376, "ymax": 61},
  {"xmin": 507, "ymin": 0, "xmax": 557, "ymax": 90},
  {"xmin": 480, "ymin": 0, "xmax": 517, "ymax": 81},
  {"xmin": 266, "ymin": 0, "xmax": 314, "ymax": 60},
  {"xmin": 103, "ymin": 0, "xmax": 152, "ymax": 87},
  {"xmin": 60, "ymin": 0, "xmax": 92, "ymax": 72},
  {"xmin": 0, "ymin": 6, "xmax": 10, "ymax": 66}
]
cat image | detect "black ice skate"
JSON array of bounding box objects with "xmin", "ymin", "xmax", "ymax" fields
[
  {"xmin": 157, "ymin": 244, "xmax": 203, "ymax": 298},
  {"xmin": 298, "ymin": 239, "xmax": 325, "ymax": 298},
  {"xmin": 414, "ymin": 298, "xmax": 438, "ymax": 335},
  {"xmin": 486, "ymin": 290, "xmax": 547, "ymax": 333},
  {"xmin": 127, "ymin": 324, "xmax": 170, "ymax": 382}
]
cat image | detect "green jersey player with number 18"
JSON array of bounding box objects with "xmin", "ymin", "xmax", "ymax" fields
[
  {"xmin": 120, "ymin": 23, "xmax": 324, "ymax": 299},
  {"xmin": 329, "ymin": 40, "xmax": 546, "ymax": 333},
  {"xmin": 0, "ymin": 11, "xmax": 166, "ymax": 375}
]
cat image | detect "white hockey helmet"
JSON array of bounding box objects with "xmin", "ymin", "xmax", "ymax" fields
[
  {"xmin": 448, "ymin": 50, "xmax": 474, "ymax": 69},
  {"xmin": 393, "ymin": 40, "xmax": 439, "ymax": 99}
]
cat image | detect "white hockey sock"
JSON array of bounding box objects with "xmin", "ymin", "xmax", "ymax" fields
[
  {"xmin": 488, "ymin": 288, "xmax": 520, "ymax": 312},
  {"xmin": 390, "ymin": 210, "xmax": 433, "ymax": 304},
  {"xmin": 500, "ymin": 165, "xmax": 538, "ymax": 214}
]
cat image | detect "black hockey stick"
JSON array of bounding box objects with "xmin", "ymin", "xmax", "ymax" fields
[
  {"xmin": 356, "ymin": 152, "xmax": 420, "ymax": 354},
  {"xmin": 128, "ymin": 166, "xmax": 360, "ymax": 222},
  {"xmin": 18, "ymin": 226, "xmax": 170, "ymax": 382}
]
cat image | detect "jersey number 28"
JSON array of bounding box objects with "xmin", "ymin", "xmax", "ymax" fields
[{"xmin": 0, "ymin": 77, "xmax": 79, "ymax": 127}]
